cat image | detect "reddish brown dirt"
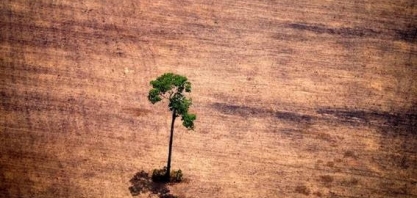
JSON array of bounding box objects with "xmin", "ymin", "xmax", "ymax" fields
[{"xmin": 1, "ymin": 0, "xmax": 416, "ymax": 197}]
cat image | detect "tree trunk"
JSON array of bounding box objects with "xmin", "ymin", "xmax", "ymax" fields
[{"xmin": 165, "ymin": 110, "xmax": 176, "ymax": 181}]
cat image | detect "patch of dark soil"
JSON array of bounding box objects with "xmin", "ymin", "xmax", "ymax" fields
[
  {"xmin": 275, "ymin": 111, "xmax": 312, "ymax": 123},
  {"xmin": 211, "ymin": 102, "xmax": 313, "ymax": 124},
  {"xmin": 313, "ymin": 191, "xmax": 322, "ymax": 197},
  {"xmin": 319, "ymin": 175, "xmax": 334, "ymax": 187},
  {"xmin": 318, "ymin": 108, "xmax": 373, "ymax": 124},
  {"xmin": 295, "ymin": 185, "xmax": 310, "ymax": 195},
  {"xmin": 341, "ymin": 177, "xmax": 359, "ymax": 187},
  {"xmin": 343, "ymin": 150, "xmax": 357, "ymax": 159},
  {"xmin": 379, "ymin": 181, "xmax": 411, "ymax": 197},
  {"xmin": 287, "ymin": 23, "xmax": 380, "ymax": 38},
  {"xmin": 122, "ymin": 108, "xmax": 152, "ymax": 117},
  {"xmin": 317, "ymin": 107, "xmax": 417, "ymax": 137},
  {"xmin": 318, "ymin": 107, "xmax": 417, "ymax": 169},
  {"xmin": 211, "ymin": 102, "xmax": 270, "ymax": 118},
  {"xmin": 394, "ymin": 25, "xmax": 417, "ymax": 43},
  {"xmin": 0, "ymin": 165, "xmax": 11, "ymax": 198}
]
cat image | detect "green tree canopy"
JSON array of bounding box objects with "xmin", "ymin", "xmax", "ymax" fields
[
  {"xmin": 148, "ymin": 73, "xmax": 196, "ymax": 129},
  {"xmin": 148, "ymin": 73, "xmax": 196, "ymax": 181}
]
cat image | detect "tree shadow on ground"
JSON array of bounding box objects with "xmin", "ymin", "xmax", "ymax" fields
[{"xmin": 128, "ymin": 170, "xmax": 177, "ymax": 198}]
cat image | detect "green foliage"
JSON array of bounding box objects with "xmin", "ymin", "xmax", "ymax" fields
[
  {"xmin": 148, "ymin": 73, "xmax": 196, "ymax": 130},
  {"xmin": 182, "ymin": 113, "xmax": 196, "ymax": 129},
  {"xmin": 149, "ymin": 73, "xmax": 190, "ymax": 96},
  {"xmin": 148, "ymin": 88, "xmax": 162, "ymax": 104},
  {"xmin": 170, "ymin": 169, "xmax": 183, "ymax": 183}
]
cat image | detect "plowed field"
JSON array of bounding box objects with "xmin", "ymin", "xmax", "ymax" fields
[{"xmin": 1, "ymin": 0, "xmax": 416, "ymax": 197}]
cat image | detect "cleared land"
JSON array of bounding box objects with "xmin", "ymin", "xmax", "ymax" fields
[{"xmin": 1, "ymin": 0, "xmax": 416, "ymax": 197}]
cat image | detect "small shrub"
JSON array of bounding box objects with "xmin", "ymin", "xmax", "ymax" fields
[
  {"xmin": 152, "ymin": 167, "xmax": 168, "ymax": 183},
  {"xmin": 170, "ymin": 169, "xmax": 183, "ymax": 183},
  {"xmin": 152, "ymin": 167, "xmax": 183, "ymax": 183}
]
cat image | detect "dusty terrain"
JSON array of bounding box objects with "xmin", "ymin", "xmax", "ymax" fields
[{"xmin": 1, "ymin": 0, "xmax": 416, "ymax": 197}]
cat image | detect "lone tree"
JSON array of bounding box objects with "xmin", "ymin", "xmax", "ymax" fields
[{"xmin": 148, "ymin": 73, "xmax": 196, "ymax": 181}]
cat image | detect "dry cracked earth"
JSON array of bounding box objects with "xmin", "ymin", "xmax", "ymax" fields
[{"xmin": 0, "ymin": 0, "xmax": 416, "ymax": 197}]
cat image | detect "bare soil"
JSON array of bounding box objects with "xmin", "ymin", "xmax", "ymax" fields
[{"xmin": 1, "ymin": 0, "xmax": 416, "ymax": 197}]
